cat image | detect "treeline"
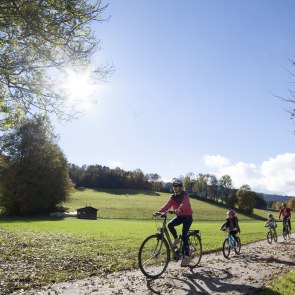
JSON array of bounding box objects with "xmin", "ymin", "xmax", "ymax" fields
[
  {"xmin": 70, "ymin": 165, "xmax": 159, "ymax": 191},
  {"xmin": 183, "ymin": 174, "xmax": 267, "ymax": 213},
  {"xmin": 69, "ymin": 165, "xmax": 267, "ymax": 213},
  {"xmin": 272, "ymin": 199, "xmax": 295, "ymax": 211}
]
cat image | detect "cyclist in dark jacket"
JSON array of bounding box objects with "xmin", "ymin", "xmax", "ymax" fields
[{"xmin": 220, "ymin": 210, "xmax": 240, "ymax": 241}]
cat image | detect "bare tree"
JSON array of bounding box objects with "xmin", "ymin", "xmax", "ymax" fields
[{"xmin": 274, "ymin": 58, "xmax": 295, "ymax": 132}]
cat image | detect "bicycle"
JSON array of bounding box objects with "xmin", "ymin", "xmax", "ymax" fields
[
  {"xmin": 265, "ymin": 226, "xmax": 278, "ymax": 244},
  {"xmin": 220, "ymin": 227, "xmax": 241, "ymax": 259},
  {"xmin": 282, "ymin": 218, "xmax": 291, "ymax": 240},
  {"xmin": 138, "ymin": 212, "xmax": 202, "ymax": 278}
]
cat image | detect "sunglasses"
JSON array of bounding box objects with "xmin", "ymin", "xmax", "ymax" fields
[{"xmin": 172, "ymin": 185, "xmax": 180, "ymax": 187}]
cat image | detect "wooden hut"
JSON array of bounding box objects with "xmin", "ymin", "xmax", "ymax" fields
[{"xmin": 77, "ymin": 205, "xmax": 98, "ymax": 220}]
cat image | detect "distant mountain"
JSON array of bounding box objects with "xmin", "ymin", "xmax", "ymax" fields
[{"xmin": 263, "ymin": 194, "xmax": 294, "ymax": 202}]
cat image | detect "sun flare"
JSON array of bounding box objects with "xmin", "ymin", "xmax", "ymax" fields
[{"xmin": 62, "ymin": 69, "xmax": 96, "ymax": 105}]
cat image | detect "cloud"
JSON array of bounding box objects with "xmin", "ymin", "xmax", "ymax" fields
[
  {"xmin": 203, "ymin": 154, "xmax": 230, "ymax": 167},
  {"xmin": 202, "ymin": 153, "xmax": 295, "ymax": 196},
  {"xmin": 109, "ymin": 160, "xmax": 122, "ymax": 169}
]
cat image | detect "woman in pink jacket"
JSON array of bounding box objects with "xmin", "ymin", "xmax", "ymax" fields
[{"xmin": 155, "ymin": 178, "xmax": 193, "ymax": 267}]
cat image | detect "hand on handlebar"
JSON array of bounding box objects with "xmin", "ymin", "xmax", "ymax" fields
[{"xmin": 220, "ymin": 227, "xmax": 232, "ymax": 232}]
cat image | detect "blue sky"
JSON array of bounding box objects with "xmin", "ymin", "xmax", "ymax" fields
[{"xmin": 54, "ymin": 0, "xmax": 295, "ymax": 196}]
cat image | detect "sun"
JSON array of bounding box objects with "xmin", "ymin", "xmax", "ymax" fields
[{"xmin": 61, "ymin": 69, "xmax": 96, "ymax": 105}]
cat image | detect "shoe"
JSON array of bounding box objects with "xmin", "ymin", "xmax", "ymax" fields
[
  {"xmin": 181, "ymin": 256, "xmax": 191, "ymax": 267},
  {"xmin": 171, "ymin": 238, "xmax": 180, "ymax": 248}
]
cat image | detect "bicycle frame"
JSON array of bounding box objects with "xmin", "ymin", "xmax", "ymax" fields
[
  {"xmin": 227, "ymin": 232, "xmax": 237, "ymax": 249},
  {"xmin": 282, "ymin": 218, "xmax": 291, "ymax": 229},
  {"xmin": 282, "ymin": 218, "xmax": 291, "ymax": 239},
  {"xmin": 221, "ymin": 227, "xmax": 238, "ymax": 248},
  {"xmin": 155, "ymin": 213, "xmax": 185, "ymax": 261},
  {"xmin": 266, "ymin": 226, "xmax": 277, "ymax": 244},
  {"xmin": 268, "ymin": 227, "xmax": 276, "ymax": 233}
]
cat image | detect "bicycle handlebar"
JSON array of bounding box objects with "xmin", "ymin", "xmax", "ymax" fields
[
  {"xmin": 153, "ymin": 210, "xmax": 175, "ymax": 217},
  {"xmin": 220, "ymin": 227, "xmax": 238, "ymax": 232}
]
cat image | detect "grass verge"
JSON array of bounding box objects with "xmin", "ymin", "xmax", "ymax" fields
[
  {"xmin": 259, "ymin": 268, "xmax": 295, "ymax": 295},
  {"xmin": 0, "ymin": 217, "xmax": 268, "ymax": 294}
]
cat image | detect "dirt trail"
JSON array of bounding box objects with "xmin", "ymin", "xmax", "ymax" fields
[{"xmin": 16, "ymin": 236, "xmax": 295, "ymax": 295}]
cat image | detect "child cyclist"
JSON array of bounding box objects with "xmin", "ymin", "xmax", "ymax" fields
[
  {"xmin": 264, "ymin": 213, "xmax": 277, "ymax": 235},
  {"xmin": 219, "ymin": 210, "xmax": 240, "ymax": 242},
  {"xmin": 154, "ymin": 178, "xmax": 193, "ymax": 267}
]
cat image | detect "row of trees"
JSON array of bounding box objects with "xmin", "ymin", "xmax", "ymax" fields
[
  {"xmin": 182, "ymin": 174, "xmax": 266, "ymax": 213},
  {"xmin": 69, "ymin": 165, "xmax": 267, "ymax": 213},
  {"xmin": 70, "ymin": 164, "xmax": 152, "ymax": 190},
  {"xmin": 272, "ymin": 198, "xmax": 295, "ymax": 211}
]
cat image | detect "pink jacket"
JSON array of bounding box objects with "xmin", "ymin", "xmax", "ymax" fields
[
  {"xmin": 279, "ymin": 207, "xmax": 291, "ymax": 219},
  {"xmin": 159, "ymin": 191, "xmax": 193, "ymax": 216}
]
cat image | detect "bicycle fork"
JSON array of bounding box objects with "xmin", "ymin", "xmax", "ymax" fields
[{"xmin": 228, "ymin": 234, "xmax": 237, "ymax": 249}]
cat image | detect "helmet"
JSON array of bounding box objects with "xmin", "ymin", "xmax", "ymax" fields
[
  {"xmin": 268, "ymin": 213, "xmax": 273, "ymax": 218},
  {"xmin": 172, "ymin": 178, "xmax": 183, "ymax": 186},
  {"xmin": 282, "ymin": 203, "xmax": 286, "ymax": 207},
  {"xmin": 227, "ymin": 210, "xmax": 235, "ymax": 216}
]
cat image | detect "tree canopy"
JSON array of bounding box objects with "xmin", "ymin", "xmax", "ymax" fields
[
  {"xmin": 236, "ymin": 184, "xmax": 256, "ymax": 213},
  {"xmin": 0, "ymin": 115, "xmax": 74, "ymax": 215},
  {"xmin": 0, "ymin": 0, "xmax": 110, "ymax": 129}
]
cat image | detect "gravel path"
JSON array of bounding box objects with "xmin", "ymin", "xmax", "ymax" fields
[{"xmin": 16, "ymin": 236, "xmax": 295, "ymax": 295}]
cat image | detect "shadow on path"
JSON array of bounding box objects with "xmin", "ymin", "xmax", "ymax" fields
[
  {"xmin": 145, "ymin": 267, "xmax": 265, "ymax": 295},
  {"xmin": 186, "ymin": 267, "xmax": 263, "ymax": 294}
]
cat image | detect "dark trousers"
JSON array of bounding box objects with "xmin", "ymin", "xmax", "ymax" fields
[
  {"xmin": 230, "ymin": 230, "xmax": 238, "ymax": 241},
  {"xmin": 168, "ymin": 216, "xmax": 193, "ymax": 256},
  {"xmin": 283, "ymin": 217, "xmax": 291, "ymax": 230}
]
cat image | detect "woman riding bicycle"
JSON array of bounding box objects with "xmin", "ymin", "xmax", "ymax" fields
[
  {"xmin": 219, "ymin": 210, "xmax": 240, "ymax": 241},
  {"xmin": 279, "ymin": 203, "xmax": 292, "ymax": 230},
  {"xmin": 154, "ymin": 178, "xmax": 193, "ymax": 267}
]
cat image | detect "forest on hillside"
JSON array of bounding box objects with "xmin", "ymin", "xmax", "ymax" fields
[{"xmin": 69, "ymin": 163, "xmax": 269, "ymax": 213}]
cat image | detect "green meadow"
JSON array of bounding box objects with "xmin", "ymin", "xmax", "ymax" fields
[
  {"xmin": 0, "ymin": 188, "xmax": 293, "ymax": 294},
  {"xmin": 67, "ymin": 188, "xmax": 270, "ymax": 220}
]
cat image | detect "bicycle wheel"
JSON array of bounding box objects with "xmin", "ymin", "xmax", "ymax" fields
[
  {"xmin": 267, "ymin": 230, "xmax": 273, "ymax": 244},
  {"xmin": 273, "ymin": 231, "xmax": 278, "ymax": 242},
  {"xmin": 283, "ymin": 225, "xmax": 288, "ymax": 240},
  {"xmin": 234, "ymin": 237, "xmax": 241, "ymax": 254},
  {"xmin": 138, "ymin": 234, "xmax": 170, "ymax": 279},
  {"xmin": 187, "ymin": 233, "xmax": 202, "ymax": 268},
  {"xmin": 222, "ymin": 238, "xmax": 230, "ymax": 258},
  {"xmin": 287, "ymin": 226, "xmax": 291, "ymax": 239}
]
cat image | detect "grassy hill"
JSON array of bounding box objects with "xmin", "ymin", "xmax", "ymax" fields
[{"xmin": 64, "ymin": 188, "xmax": 271, "ymax": 221}]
